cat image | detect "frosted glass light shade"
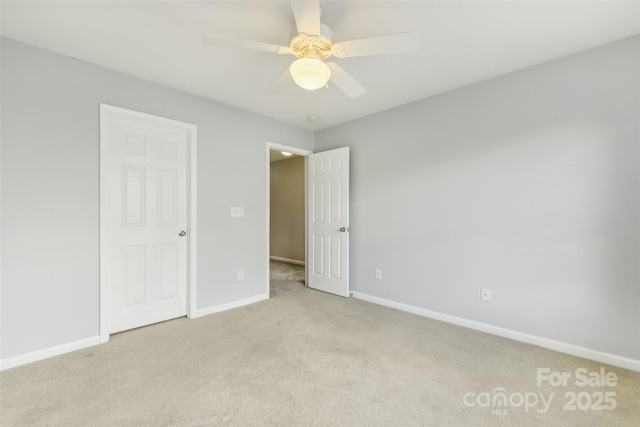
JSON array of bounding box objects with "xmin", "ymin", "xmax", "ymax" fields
[{"xmin": 289, "ymin": 58, "xmax": 331, "ymax": 90}]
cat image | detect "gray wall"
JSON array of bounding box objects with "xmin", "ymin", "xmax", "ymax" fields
[
  {"xmin": 0, "ymin": 38, "xmax": 313, "ymax": 359},
  {"xmin": 315, "ymin": 36, "xmax": 640, "ymax": 360},
  {"xmin": 270, "ymin": 156, "xmax": 305, "ymax": 262},
  {"xmin": 3, "ymin": 34, "xmax": 639, "ymax": 364}
]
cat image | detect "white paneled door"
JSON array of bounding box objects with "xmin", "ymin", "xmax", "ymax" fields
[
  {"xmin": 103, "ymin": 109, "xmax": 189, "ymax": 334},
  {"xmin": 307, "ymin": 147, "xmax": 350, "ymax": 297}
]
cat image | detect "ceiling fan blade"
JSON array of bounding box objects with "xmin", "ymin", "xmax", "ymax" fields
[
  {"xmin": 265, "ymin": 68, "xmax": 293, "ymax": 94},
  {"xmin": 202, "ymin": 35, "xmax": 290, "ymax": 55},
  {"xmin": 327, "ymin": 63, "xmax": 366, "ymax": 98},
  {"xmin": 332, "ymin": 31, "xmax": 419, "ymax": 59},
  {"xmin": 290, "ymin": 0, "xmax": 320, "ymax": 35}
]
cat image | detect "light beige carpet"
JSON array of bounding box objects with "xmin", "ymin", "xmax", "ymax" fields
[{"xmin": 1, "ymin": 288, "xmax": 639, "ymax": 426}]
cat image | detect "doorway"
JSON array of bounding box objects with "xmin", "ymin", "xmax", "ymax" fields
[
  {"xmin": 100, "ymin": 104, "xmax": 198, "ymax": 343},
  {"xmin": 266, "ymin": 142, "xmax": 312, "ymax": 297},
  {"xmin": 266, "ymin": 142, "xmax": 351, "ymax": 298}
]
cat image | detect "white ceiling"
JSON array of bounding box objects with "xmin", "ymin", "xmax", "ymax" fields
[{"xmin": 2, "ymin": 1, "xmax": 639, "ymax": 131}]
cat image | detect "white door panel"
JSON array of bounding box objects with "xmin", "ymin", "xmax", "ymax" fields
[
  {"xmin": 307, "ymin": 147, "xmax": 349, "ymax": 297},
  {"xmin": 105, "ymin": 115, "xmax": 188, "ymax": 333}
]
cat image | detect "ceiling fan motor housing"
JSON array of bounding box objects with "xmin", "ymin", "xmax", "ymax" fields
[{"xmin": 289, "ymin": 23, "xmax": 335, "ymax": 59}]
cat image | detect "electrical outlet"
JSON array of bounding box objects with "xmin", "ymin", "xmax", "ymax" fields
[
  {"xmin": 481, "ymin": 288, "xmax": 491, "ymax": 302},
  {"xmin": 374, "ymin": 268, "xmax": 382, "ymax": 280},
  {"xmin": 237, "ymin": 270, "xmax": 245, "ymax": 281}
]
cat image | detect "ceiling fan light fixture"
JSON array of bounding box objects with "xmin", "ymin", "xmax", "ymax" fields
[{"xmin": 289, "ymin": 56, "xmax": 331, "ymax": 91}]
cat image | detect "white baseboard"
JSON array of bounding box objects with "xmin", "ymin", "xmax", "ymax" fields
[
  {"xmin": 270, "ymin": 256, "xmax": 305, "ymax": 266},
  {"xmin": 351, "ymin": 291, "xmax": 640, "ymax": 372},
  {"xmin": 191, "ymin": 293, "xmax": 268, "ymax": 319},
  {"xmin": 1, "ymin": 295, "xmax": 268, "ymax": 370},
  {"xmin": 0, "ymin": 335, "xmax": 101, "ymax": 371}
]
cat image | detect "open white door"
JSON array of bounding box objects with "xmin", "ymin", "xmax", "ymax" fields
[{"xmin": 307, "ymin": 147, "xmax": 350, "ymax": 297}]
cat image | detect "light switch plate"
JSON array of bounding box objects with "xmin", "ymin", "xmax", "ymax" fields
[{"xmin": 230, "ymin": 207, "xmax": 244, "ymax": 217}]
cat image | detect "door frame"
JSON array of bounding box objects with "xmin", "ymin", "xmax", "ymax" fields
[
  {"xmin": 265, "ymin": 141, "xmax": 313, "ymax": 297},
  {"xmin": 99, "ymin": 104, "xmax": 198, "ymax": 343}
]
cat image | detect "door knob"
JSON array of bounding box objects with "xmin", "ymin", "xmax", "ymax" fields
[
  {"xmin": 339, "ymin": 227, "xmax": 349, "ymax": 232},
  {"xmin": 179, "ymin": 230, "xmax": 187, "ymax": 237}
]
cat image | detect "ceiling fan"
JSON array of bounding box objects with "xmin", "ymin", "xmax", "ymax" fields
[{"xmin": 201, "ymin": 0, "xmax": 419, "ymax": 98}]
